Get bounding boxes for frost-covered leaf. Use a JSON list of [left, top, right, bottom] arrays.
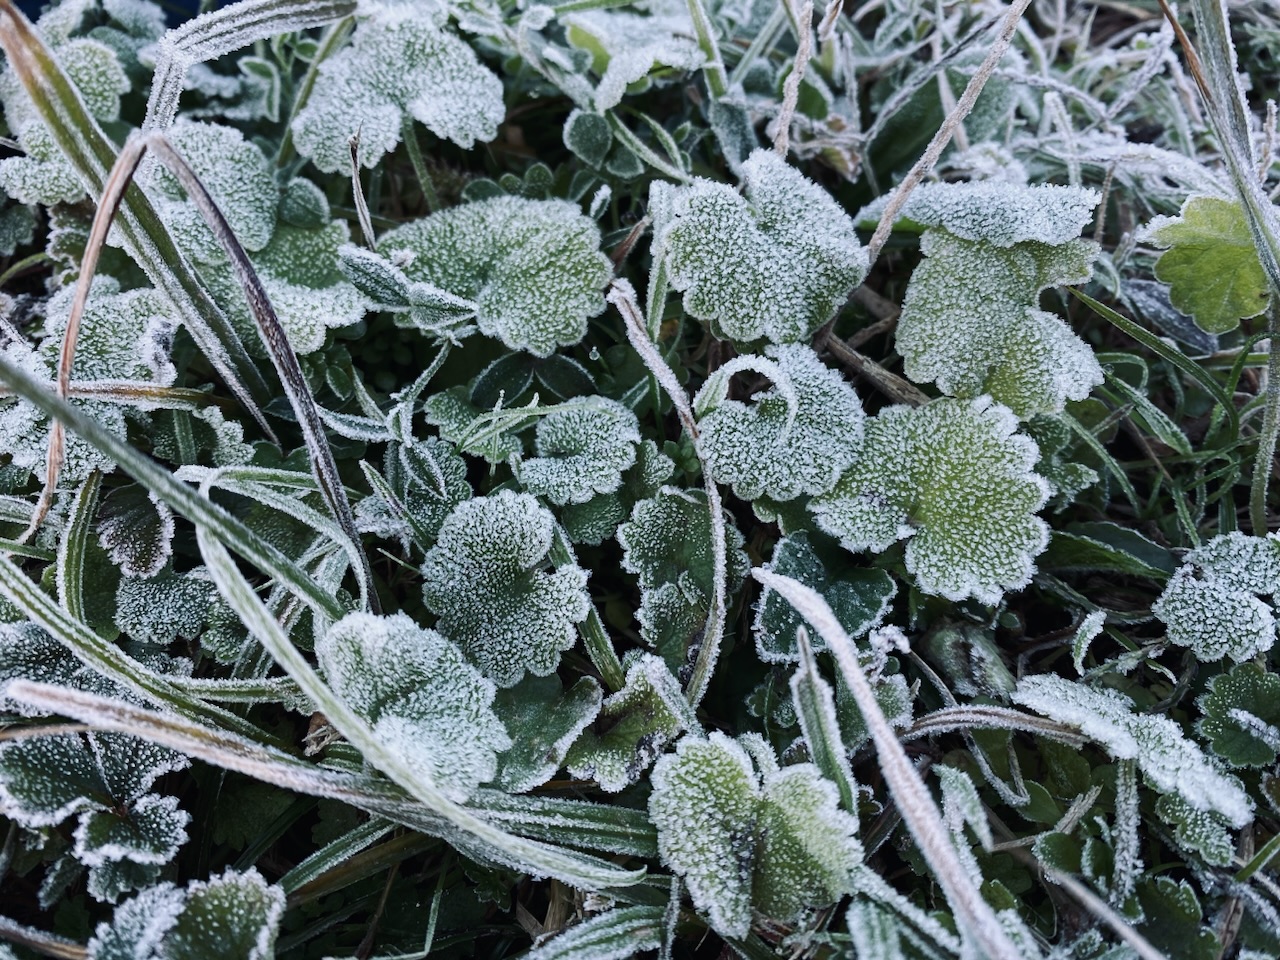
[[559, 439, 673, 545], [1197, 663, 1280, 768], [1155, 793, 1234, 866], [523, 905, 664, 960], [1134, 877, 1219, 960], [492, 674, 601, 793], [88, 868, 284, 960], [75, 793, 188, 868], [651, 149, 867, 345], [422, 385, 524, 464], [649, 732, 861, 937], [1153, 532, 1280, 663], [0, 622, 87, 717], [694, 344, 865, 501], [98, 484, 174, 580], [895, 209, 1102, 418], [754, 532, 896, 663], [1012, 675, 1253, 828], [810, 397, 1050, 605], [422, 491, 590, 686], [316, 611, 511, 802], [358, 436, 472, 548], [0, 192, 35, 256], [1145, 196, 1271, 333], [45, 277, 177, 384], [521, 398, 641, 505], [377, 196, 612, 357], [115, 567, 216, 646], [566, 653, 696, 792], [291, 7, 503, 173]]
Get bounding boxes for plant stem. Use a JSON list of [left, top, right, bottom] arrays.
[[1251, 305, 1280, 533]]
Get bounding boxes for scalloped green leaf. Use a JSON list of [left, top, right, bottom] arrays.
[[291, 7, 504, 173], [810, 397, 1050, 605], [492, 674, 602, 793], [563, 5, 704, 112], [521, 398, 641, 505], [559, 438, 673, 545], [1155, 793, 1234, 866], [422, 385, 524, 464], [1153, 532, 1280, 663], [377, 196, 612, 356], [316, 611, 511, 802], [754, 532, 896, 663], [114, 567, 216, 647], [651, 149, 867, 345], [694, 344, 865, 502], [1197, 663, 1280, 768], [649, 732, 861, 937], [1147, 196, 1271, 333], [98, 484, 175, 580], [422, 491, 590, 686]]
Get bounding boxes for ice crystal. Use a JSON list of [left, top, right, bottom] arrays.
[[651, 149, 867, 345], [1013, 675, 1253, 828], [316, 612, 511, 802], [291, 6, 503, 173], [693, 344, 865, 502], [520, 398, 641, 505], [810, 397, 1050, 605], [1153, 532, 1280, 663], [422, 491, 590, 686], [377, 196, 612, 356]]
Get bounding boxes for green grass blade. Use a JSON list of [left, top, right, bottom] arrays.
[[55, 471, 100, 622]]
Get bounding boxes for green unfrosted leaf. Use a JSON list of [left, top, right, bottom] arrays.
[[422, 491, 590, 686], [651, 149, 867, 345], [566, 653, 697, 792], [316, 611, 511, 803], [649, 732, 861, 937], [754, 532, 896, 663], [88, 868, 284, 960], [1013, 675, 1254, 828], [694, 344, 865, 502], [291, 6, 504, 173], [378, 196, 612, 356], [1197, 663, 1280, 768], [1153, 532, 1280, 663], [492, 674, 602, 793], [897, 231, 1101, 419], [811, 397, 1049, 605], [1146, 196, 1271, 333], [521, 397, 641, 505], [1134, 877, 1219, 960]]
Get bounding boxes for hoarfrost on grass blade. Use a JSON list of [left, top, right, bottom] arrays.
[[378, 196, 612, 356], [316, 611, 511, 802], [810, 397, 1050, 605], [1012, 675, 1253, 828], [1153, 531, 1280, 662], [693, 344, 865, 502], [651, 149, 867, 345], [291, 5, 504, 173], [422, 491, 590, 687]]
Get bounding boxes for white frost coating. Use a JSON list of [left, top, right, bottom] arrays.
[[694, 344, 865, 502], [859, 181, 1101, 247], [810, 397, 1050, 605], [422, 491, 590, 687], [292, 6, 504, 173], [1072, 609, 1107, 675], [896, 229, 1102, 419], [316, 612, 511, 802], [73, 793, 189, 867], [521, 398, 641, 505], [1153, 532, 1280, 662], [1012, 675, 1254, 828], [378, 197, 612, 357], [651, 149, 868, 344], [648, 732, 861, 937], [87, 882, 186, 960]]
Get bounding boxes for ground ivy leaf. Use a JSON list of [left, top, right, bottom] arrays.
[[565, 653, 697, 792], [1013, 675, 1254, 827], [1135, 877, 1220, 960], [559, 439, 673, 545], [422, 491, 591, 686], [1197, 663, 1280, 768], [0, 622, 88, 717], [651, 149, 867, 345], [316, 611, 511, 802], [378, 196, 612, 356], [1153, 532, 1280, 663], [521, 397, 641, 505], [115, 567, 216, 647], [649, 732, 860, 937], [74, 794, 188, 868], [1146, 196, 1271, 333], [810, 397, 1050, 605], [88, 868, 285, 960], [694, 344, 866, 502], [492, 675, 602, 793], [754, 532, 896, 663], [292, 7, 504, 173], [98, 484, 174, 580]]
